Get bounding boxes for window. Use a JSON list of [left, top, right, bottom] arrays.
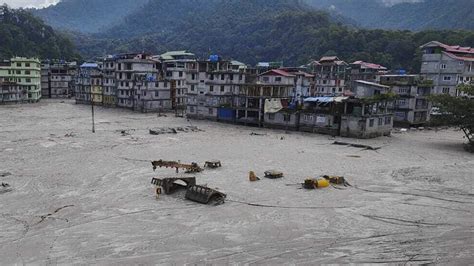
[[275, 77, 282, 82], [268, 113, 275, 120], [143, 91, 147, 96], [283, 114, 291, 122], [25, 63, 30, 67], [16, 62, 21, 67], [191, 74, 196, 80], [190, 106, 195, 113], [16, 70, 21, 75], [385, 116, 392, 125], [443, 76, 451, 81], [369, 119, 374, 127], [459, 61, 464, 65], [303, 114, 313, 121], [26, 78, 31, 83], [179, 71, 183, 77], [441, 64, 447, 69], [25, 70, 30, 75], [220, 86, 225, 92], [229, 74, 234, 81], [209, 108, 213, 115], [378, 118, 383, 126], [220, 74, 224, 80], [210, 74, 214, 80], [263, 77, 269, 82], [210, 86, 214, 92], [155, 91, 159, 97], [191, 85, 195, 91], [239, 74, 243, 80], [442, 87, 450, 94]]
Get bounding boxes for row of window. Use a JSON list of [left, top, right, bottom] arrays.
[[7, 70, 34, 75], [369, 117, 391, 127]]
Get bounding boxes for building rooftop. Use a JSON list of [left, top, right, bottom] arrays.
[[351, 61, 388, 70], [354, 80, 390, 89], [259, 69, 295, 77], [420, 41, 474, 55]]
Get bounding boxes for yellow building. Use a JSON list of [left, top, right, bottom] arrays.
[[91, 74, 103, 105]]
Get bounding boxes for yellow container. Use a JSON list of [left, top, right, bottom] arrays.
[[315, 178, 330, 188]]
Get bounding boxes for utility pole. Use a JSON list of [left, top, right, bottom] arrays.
[[91, 91, 95, 133]]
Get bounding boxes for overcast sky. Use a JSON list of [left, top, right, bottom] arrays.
[[1, 0, 59, 8]]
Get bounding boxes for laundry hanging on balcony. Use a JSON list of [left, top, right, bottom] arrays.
[[264, 99, 283, 114]]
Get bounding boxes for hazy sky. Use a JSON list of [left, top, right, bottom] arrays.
[[1, 0, 59, 8]]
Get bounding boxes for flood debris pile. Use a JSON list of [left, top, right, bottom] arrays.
[[333, 141, 381, 151], [149, 126, 202, 135], [152, 160, 203, 173], [0, 182, 12, 194], [264, 170, 284, 179], [150, 159, 226, 205], [204, 160, 222, 169], [303, 175, 351, 190]]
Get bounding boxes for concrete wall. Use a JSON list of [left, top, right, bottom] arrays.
[[340, 114, 393, 138]]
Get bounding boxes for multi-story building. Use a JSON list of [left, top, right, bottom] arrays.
[[102, 57, 117, 107], [114, 53, 168, 112], [0, 57, 41, 103], [279, 67, 315, 101], [41, 60, 77, 98], [75, 62, 99, 104], [309, 56, 348, 96], [348, 61, 388, 88], [158, 51, 197, 112], [420, 41, 474, 96], [186, 58, 248, 121], [379, 75, 433, 126]]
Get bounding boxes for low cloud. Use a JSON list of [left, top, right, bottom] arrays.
[[1, 0, 59, 8]]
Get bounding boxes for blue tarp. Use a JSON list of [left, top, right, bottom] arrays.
[[218, 108, 235, 120], [304, 97, 334, 103]]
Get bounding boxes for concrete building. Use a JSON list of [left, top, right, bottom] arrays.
[[279, 67, 315, 102], [41, 61, 77, 98], [75, 62, 99, 104], [114, 53, 168, 112], [0, 81, 26, 103], [309, 56, 348, 96], [420, 41, 474, 96], [102, 57, 117, 107], [349, 61, 388, 88], [379, 75, 433, 126], [158, 51, 197, 113], [186, 58, 248, 121], [0, 57, 41, 103]]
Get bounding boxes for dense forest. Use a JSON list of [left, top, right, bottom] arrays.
[[32, 0, 149, 33], [304, 0, 474, 31], [0, 5, 79, 60], [2, 0, 473, 73], [65, 0, 474, 72]]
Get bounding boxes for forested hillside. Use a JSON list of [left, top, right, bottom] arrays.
[[0, 5, 79, 60], [305, 0, 474, 31], [32, 0, 149, 33], [68, 0, 474, 72]]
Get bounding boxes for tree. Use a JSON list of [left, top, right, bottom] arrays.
[[429, 84, 474, 152]]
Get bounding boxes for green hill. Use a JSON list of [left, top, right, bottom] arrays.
[[0, 5, 79, 60]]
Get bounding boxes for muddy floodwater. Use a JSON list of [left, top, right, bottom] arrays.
[[1, 100, 473, 264]]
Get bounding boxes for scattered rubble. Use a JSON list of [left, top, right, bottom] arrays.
[[151, 160, 203, 173], [185, 185, 226, 205], [204, 160, 222, 169], [250, 132, 266, 136], [333, 141, 381, 151], [64, 132, 75, 138], [323, 175, 352, 187], [249, 171, 260, 181], [0, 171, 12, 177], [0, 182, 12, 194], [264, 170, 284, 179], [151, 177, 196, 195], [303, 178, 330, 189], [149, 126, 202, 135]]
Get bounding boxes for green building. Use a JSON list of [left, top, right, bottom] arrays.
[[0, 57, 42, 103]]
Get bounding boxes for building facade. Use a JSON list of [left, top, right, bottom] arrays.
[[420, 41, 474, 96], [0, 57, 41, 103], [379, 75, 433, 126], [41, 61, 77, 98], [309, 56, 348, 96]]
